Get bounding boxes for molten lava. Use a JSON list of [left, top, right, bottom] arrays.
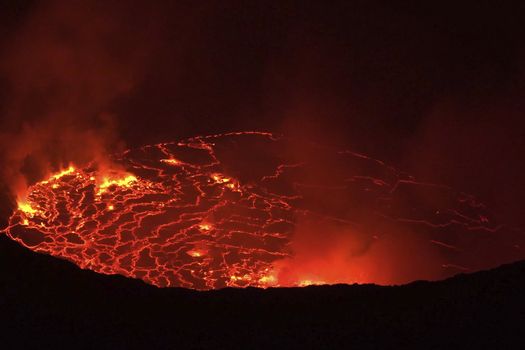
[[3, 132, 524, 289]]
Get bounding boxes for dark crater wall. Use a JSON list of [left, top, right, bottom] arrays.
[[1, 232, 524, 349]]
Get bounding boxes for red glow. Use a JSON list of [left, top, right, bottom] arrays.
[[3, 132, 524, 289]]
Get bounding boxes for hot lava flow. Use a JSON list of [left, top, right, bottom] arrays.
[[3, 132, 524, 289]]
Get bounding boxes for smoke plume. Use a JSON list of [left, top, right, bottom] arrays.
[[0, 0, 160, 200]]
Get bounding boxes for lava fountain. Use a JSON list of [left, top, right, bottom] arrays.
[[3, 132, 524, 289]]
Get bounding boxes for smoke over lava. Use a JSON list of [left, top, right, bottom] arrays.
[[0, 0, 161, 199], [0, 2, 524, 291], [4, 132, 523, 289]]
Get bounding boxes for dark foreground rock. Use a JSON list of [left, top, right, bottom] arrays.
[[1, 234, 524, 349]]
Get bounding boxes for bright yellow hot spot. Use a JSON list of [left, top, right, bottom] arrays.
[[51, 166, 75, 180], [298, 279, 325, 287], [40, 166, 76, 185], [198, 223, 212, 231], [108, 205, 114, 211], [187, 249, 205, 257], [97, 175, 137, 195], [211, 174, 231, 183], [230, 274, 252, 281], [160, 158, 180, 165], [18, 202, 37, 215], [258, 274, 277, 285]]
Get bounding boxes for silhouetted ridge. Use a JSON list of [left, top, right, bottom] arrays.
[[1, 234, 524, 349]]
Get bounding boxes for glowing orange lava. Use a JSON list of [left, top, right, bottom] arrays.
[[3, 132, 524, 289]]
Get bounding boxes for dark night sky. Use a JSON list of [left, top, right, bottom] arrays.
[[0, 0, 524, 227]]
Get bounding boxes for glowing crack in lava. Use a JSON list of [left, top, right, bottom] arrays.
[[4, 132, 525, 289]]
